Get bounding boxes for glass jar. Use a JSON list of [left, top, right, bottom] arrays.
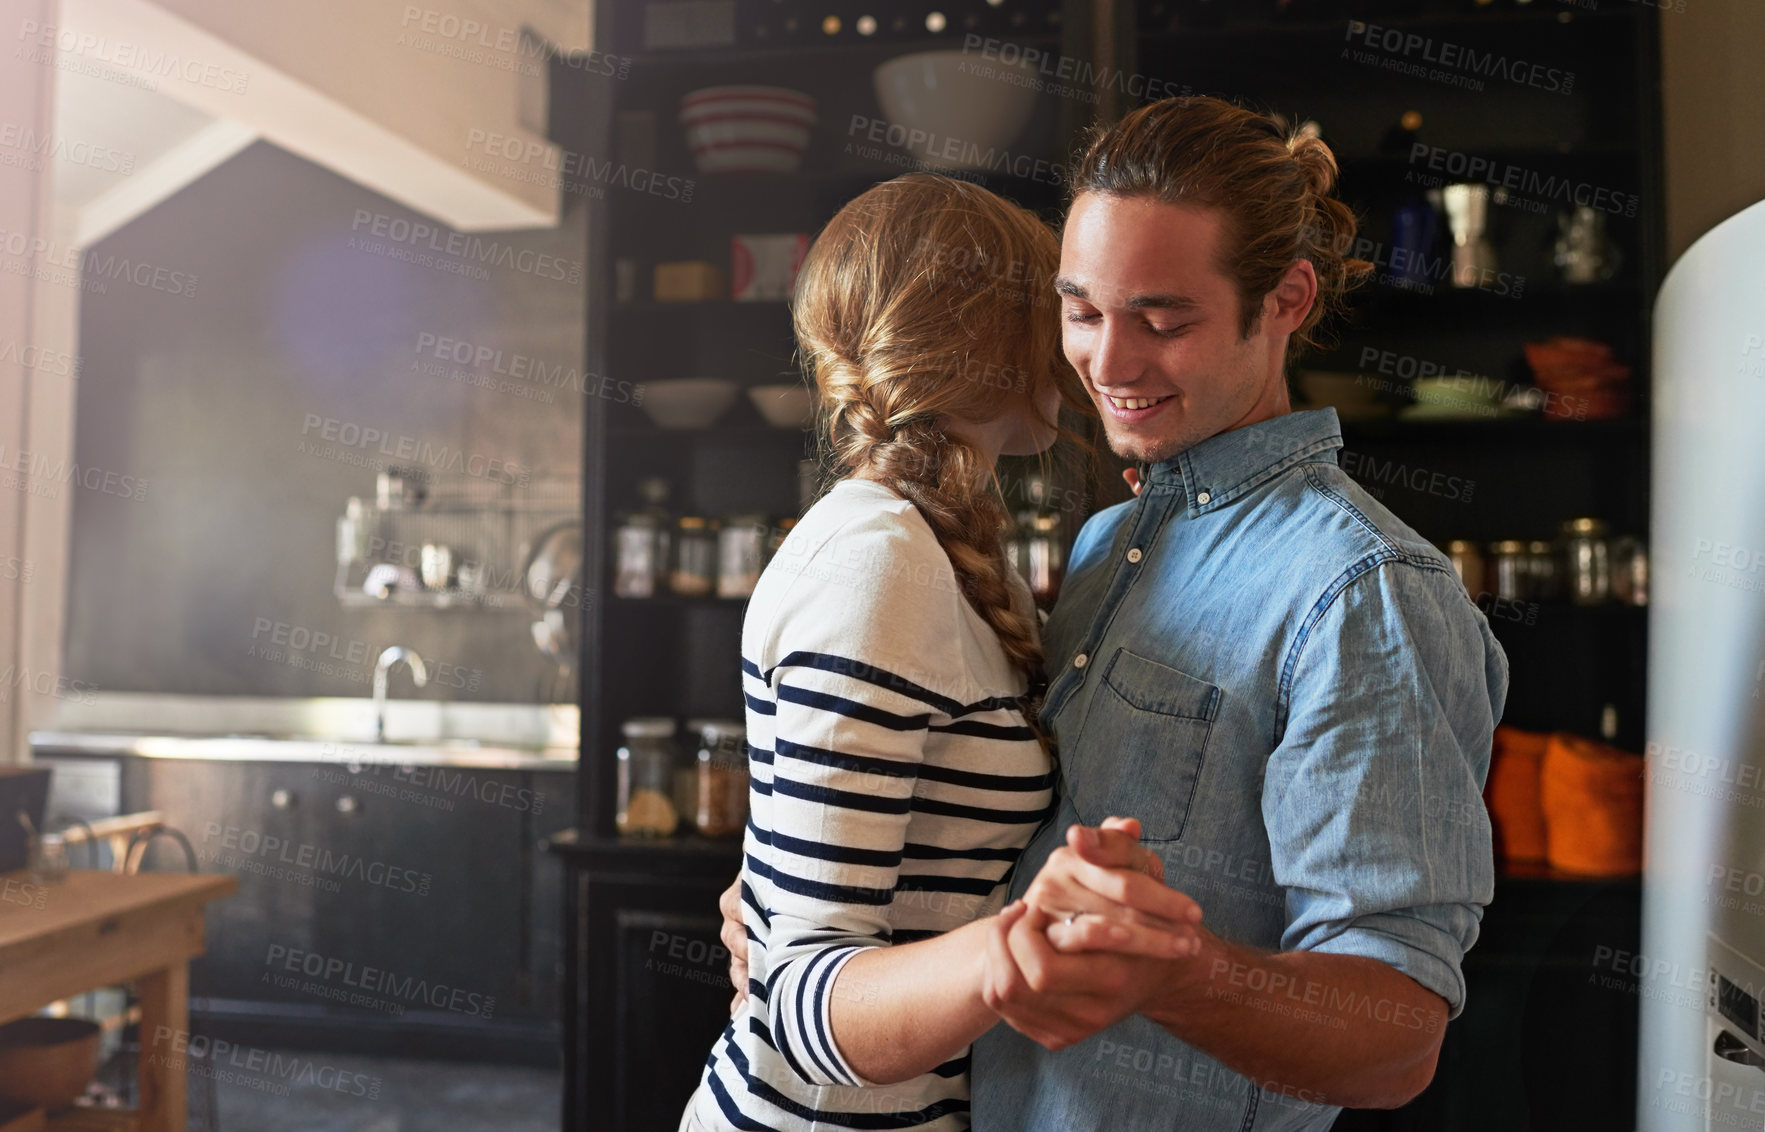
[[717, 515, 768, 599], [1025, 514, 1064, 602], [1444, 540, 1483, 596], [670, 517, 718, 596], [613, 514, 665, 597], [615, 717, 679, 836], [1524, 540, 1560, 601], [691, 719, 750, 838], [1610, 534, 1649, 606], [1487, 540, 1529, 601], [1561, 517, 1612, 605]]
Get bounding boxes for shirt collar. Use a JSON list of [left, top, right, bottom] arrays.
[[1141, 408, 1344, 516]]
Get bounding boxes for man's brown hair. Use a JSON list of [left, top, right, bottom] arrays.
[[1069, 97, 1374, 365]]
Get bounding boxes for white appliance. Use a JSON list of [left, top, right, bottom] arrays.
[[1639, 197, 1765, 1131]]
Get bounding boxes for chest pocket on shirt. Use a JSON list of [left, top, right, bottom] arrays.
[[1070, 648, 1222, 843]]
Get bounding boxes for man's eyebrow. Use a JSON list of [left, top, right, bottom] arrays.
[[1053, 276, 1202, 312]]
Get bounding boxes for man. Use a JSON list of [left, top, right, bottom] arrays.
[[725, 96, 1507, 1131]]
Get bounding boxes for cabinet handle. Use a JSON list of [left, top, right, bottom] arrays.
[[336, 795, 359, 815], [270, 789, 294, 810]]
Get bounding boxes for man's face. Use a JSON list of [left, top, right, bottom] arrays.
[[1057, 193, 1291, 465]]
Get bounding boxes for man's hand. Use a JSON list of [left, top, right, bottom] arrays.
[[981, 901, 1187, 1051], [1023, 817, 1204, 959], [719, 875, 749, 1015]]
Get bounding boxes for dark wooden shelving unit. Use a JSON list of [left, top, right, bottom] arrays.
[[547, 0, 1664, 1127]]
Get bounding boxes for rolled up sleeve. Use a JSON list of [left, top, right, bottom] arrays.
[[1264, 558, 1507, 1017]]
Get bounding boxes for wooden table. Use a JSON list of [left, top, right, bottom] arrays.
[[0, 870, 237, 1131]]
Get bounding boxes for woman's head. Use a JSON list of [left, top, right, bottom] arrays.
[[793, 173, 1083, 678]]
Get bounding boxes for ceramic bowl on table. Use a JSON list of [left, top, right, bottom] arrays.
[[679, 86, 817, 174], [639, 378, 740, 430], [872, 50, 1040, 170], [0, 1017, 101, 1111], [747, 384, 816, 430]]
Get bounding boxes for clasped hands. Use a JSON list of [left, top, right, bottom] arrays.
[[720, 815, 1207, 1052], [978, 815, 1206, 1051]]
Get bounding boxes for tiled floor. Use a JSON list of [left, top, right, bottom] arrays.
[[207, 1053, 561, 1132], [97, 1049, 560, 1132]]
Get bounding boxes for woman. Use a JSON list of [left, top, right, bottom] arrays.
[[679, 174, 1188, 1132]]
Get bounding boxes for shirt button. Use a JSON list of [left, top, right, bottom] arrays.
[[1196, 491, 1212, 505], [1127, 548, 1143, 564], [1073, 653, 1089, 669]]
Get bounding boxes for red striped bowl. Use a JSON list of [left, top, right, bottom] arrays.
[[680, 86, 817, 174]]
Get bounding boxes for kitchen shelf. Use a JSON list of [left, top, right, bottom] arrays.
[[1136, 4, 1629, 46], [625, 31, 1063, 68]]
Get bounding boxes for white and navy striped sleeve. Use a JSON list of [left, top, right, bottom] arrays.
[[748, 513, 973, 1090]]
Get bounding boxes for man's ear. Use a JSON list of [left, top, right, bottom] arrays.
[[1265, 258, 1319, 337]]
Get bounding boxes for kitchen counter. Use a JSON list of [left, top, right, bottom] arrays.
[[29, 693, 578, 769]]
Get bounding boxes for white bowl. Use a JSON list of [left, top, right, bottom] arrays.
[[747, 384, 816, 430], [680, 86, 817, 174], [872, 50, 1040, 170], [639, 378, 740, 429]]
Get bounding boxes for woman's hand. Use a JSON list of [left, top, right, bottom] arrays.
[[1021, 816, 1204, 959], [719, 876, 749, 1015]]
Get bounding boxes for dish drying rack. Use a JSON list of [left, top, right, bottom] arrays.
[[333, 470, 579, 611]]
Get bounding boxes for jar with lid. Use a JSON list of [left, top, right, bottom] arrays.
[[691, 719, 750, 838], [1487, 540, 1529, 601], [717, 515, 769, 599], [616, 717, 680, 836], [671, 517, 718, 596], [1561, 517, 1611, 605]]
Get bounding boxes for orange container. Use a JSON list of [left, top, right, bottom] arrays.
[[1540, 732, 1645, 877], [1485, 726, 1549, 864]]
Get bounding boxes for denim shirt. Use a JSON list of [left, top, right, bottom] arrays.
[[972, 409, 1508, 1132]]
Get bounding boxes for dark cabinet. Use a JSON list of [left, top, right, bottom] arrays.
[[550, 833, 741, 1132], [35, 748, 574, 1061]]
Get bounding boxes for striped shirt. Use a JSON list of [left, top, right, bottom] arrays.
[[683, 477, 1056, 1132]]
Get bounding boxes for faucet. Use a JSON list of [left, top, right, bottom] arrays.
[[372, 646, 428, 743]]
